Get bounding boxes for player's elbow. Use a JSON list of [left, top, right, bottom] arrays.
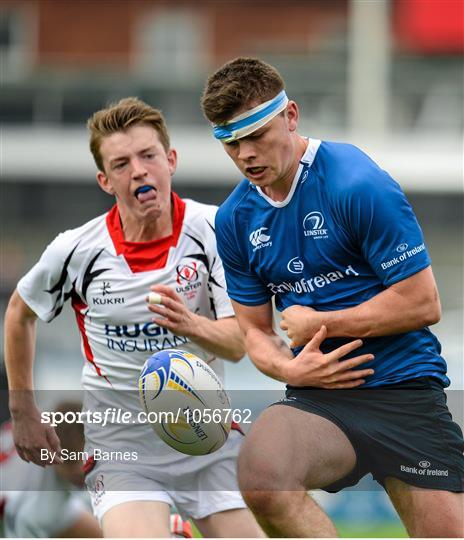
[[421, 294, 442, 327], [424, 303, 441, 326], [227, 344, 246, 362]]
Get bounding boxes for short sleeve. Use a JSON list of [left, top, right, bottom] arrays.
[[339, 161, 431, 286], [17, 233, 77, 322], [215, 207, 271, 306], [207, 253, 235, 319]]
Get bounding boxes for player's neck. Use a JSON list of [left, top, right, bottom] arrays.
[[261, 135, 308, 201], [118, 206, 173, 242]]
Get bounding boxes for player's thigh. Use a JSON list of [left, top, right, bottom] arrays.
[[194, 508, 265, 538], [238, 403, 357, 491], [385, 477, 464, 537], [102, 500, 171, 538]]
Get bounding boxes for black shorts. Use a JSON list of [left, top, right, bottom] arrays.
[[277, 377, 464, 492]]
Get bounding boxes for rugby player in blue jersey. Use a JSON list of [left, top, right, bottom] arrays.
[[201, 57, 463, 537]]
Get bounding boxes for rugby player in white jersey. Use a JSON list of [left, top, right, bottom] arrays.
[[4, 98, 263, 538]]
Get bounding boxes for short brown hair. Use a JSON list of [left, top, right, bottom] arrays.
[[87, 97, 170, 172], [201, 57, 285, 125]]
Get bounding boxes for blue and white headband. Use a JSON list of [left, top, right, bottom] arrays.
[[213, 90, 289, 143]]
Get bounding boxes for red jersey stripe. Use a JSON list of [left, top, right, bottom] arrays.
[[231, 421, 245, 436], [71, 295, 108, 383], [106, 192, 186, 273]]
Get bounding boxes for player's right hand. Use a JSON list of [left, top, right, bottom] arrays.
[[11, 405, 62, 466], [284, 325, 375, 388]]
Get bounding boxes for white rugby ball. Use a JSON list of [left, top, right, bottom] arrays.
[[139, 349, 231, 455]]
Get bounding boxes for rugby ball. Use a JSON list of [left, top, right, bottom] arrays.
[[139, 349, 231, 455]]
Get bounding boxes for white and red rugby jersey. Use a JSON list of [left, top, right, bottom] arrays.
[[18, 194, 234, 391]]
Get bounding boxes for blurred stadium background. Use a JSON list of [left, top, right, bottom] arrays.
[[1, 0, 462, 537]]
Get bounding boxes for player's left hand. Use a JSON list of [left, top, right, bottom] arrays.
[[146, 284, 199, 338], [280, 305, 323, 347]]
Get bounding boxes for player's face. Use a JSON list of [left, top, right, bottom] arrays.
[[221, 101, 301, 198], [96, 124, 176, 225]]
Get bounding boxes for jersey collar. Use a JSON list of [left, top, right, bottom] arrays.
[[106, 192, 186, 273], [256, 138, 321, 208]]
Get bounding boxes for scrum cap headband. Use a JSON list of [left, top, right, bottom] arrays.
[[213, 90, 289, 143]]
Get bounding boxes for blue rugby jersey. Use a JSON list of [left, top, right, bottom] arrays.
[[215, 138, 448, 387]]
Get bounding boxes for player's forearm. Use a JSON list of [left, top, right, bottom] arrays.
[[322, 284, 441, 338], [188, 316, 245, 361], [283, 268, 442, 345], [244, 328, 293, 382], [4, 291, 38, 414]]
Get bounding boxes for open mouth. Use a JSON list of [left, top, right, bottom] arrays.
[[134, 185, 156, 202], [246, 166, 266, 176]]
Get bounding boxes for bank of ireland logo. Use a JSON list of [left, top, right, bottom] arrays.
[[249, 227, 272, 251], [287, 257, 304, 274], [303, 211, 328, 239], [397, 243, 408, 253], [400, 459, 448, 477]]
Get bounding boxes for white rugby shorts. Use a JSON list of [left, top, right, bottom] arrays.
[[85, 429, 246, 522]]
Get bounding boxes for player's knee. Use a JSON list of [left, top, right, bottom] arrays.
[[238, 439, 291, 493], [238, 453, 283, 493], [241, 489, 291, 521]]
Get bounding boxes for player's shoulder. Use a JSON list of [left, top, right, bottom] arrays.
[[216, 179, 254, 227], [183, 198, 219, 234], [45, 213, 109, 256], [316, 140, 380, 176], [315, 140, 392, 194]]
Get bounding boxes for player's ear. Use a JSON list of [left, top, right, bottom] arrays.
[[96, 171, 115, 195], [286, 101, 299, 133], [167, 148, 177, 176]]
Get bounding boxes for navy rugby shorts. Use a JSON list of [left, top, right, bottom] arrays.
[[277, 377, 464, 492]]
